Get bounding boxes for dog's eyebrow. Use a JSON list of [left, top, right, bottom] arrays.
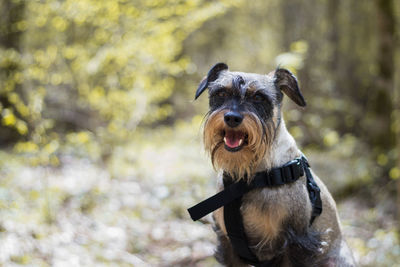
[[245, 88, 264, 95], [209, 84, 231, 94], [243, 81, 267, 97], [244, 82, 259, 92], [214, 85, 229, 91]]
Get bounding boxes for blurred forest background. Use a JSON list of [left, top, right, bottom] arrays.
[[1, 0, 400, 266]]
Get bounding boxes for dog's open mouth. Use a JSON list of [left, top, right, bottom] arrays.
[[223, 130, 247, 152]]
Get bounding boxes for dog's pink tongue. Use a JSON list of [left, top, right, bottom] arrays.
[[224, 131, 244, 148]]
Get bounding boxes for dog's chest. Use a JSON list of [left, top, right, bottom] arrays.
[[240, 190, 289, 249], [214, 184, 311, 258]]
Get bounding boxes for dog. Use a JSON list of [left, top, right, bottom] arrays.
[[189, 63, 356, 266]]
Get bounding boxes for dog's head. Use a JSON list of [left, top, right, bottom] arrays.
[[195, 63, 306, 179]]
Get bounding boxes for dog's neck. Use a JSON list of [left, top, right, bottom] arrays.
[[255, 118, 301, 173]]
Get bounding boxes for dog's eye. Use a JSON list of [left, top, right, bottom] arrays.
[[217, 91, 228, 98], [253, 93, 265, 102]]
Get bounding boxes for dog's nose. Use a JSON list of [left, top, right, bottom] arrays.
[[224, 111, 243, 128]]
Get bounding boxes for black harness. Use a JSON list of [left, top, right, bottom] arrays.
[[188, 156, 322, 266]]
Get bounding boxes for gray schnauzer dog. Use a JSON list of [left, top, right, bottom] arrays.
[[189, 63, 355, 267]]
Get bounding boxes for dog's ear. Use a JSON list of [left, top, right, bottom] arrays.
[[274, 68, 306, 107], [195, 62, 228, 100]]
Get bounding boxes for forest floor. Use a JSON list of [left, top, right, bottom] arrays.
[[0, 121, 399, 267]]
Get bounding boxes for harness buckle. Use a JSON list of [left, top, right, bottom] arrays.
[[282, 158, 302, 183], [283, 157, 301, 167]]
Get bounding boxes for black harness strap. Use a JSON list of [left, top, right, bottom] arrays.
[[302, 157, 322, 225], [223, 177, 277, 267], [188, 179, 249, 221], [187, 156, 322, 266], [188, 158, 304, 221], [223, 191, 260, 264]]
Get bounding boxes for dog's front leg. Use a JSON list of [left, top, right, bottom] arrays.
[[214, 228, 249, 267], [213, 211, 248, 267]]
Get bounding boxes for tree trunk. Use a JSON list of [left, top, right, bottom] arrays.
[[396, 56, 400, 233], [393, 0, 400, 235], [373, 0, 395, 152]]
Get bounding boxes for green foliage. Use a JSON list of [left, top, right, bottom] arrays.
[[0, 0, 240, 163]]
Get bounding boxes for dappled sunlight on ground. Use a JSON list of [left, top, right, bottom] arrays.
[[0, 121, 398, 266]]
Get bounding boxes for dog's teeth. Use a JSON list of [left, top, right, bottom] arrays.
[[239, 139, 243, 146], [223, 137, 227, 144]]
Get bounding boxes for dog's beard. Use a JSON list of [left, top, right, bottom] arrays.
[[203, 110, 274, 181]]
